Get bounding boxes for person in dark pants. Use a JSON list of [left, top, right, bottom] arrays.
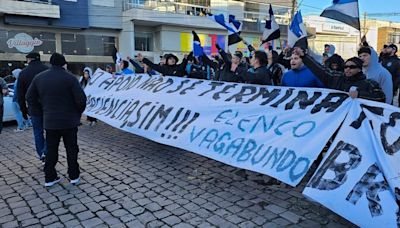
[[79, 67, 97, 126], [17, 52, 49, 163], [26, 53, 86, 187]]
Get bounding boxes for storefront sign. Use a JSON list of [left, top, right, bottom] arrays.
[[322, 24, 349, 33], [7, 33, 43, 53]]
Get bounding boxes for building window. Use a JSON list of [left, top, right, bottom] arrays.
[[92, 0, 114, 7], [61, 34, 116, 56], [135, 32, 153, 51], [389, 33, 400, 44]]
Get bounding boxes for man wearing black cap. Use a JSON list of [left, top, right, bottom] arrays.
[[296, 47, 385, 102], [381, 44, 400, 105], [26, 53, 86, 187], [214, 44, 247, 82], [138, 52, 190, 77], [17, 52, 49, 163]]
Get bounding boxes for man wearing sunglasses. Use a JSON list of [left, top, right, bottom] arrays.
[[293, 47, 385, 102]]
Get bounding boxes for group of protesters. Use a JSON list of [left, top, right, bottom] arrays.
[[113, 40, 399, 106], [0, 38, 399, 188]]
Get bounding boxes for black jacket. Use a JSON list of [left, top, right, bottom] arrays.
[[200, 55, 222, 81], [26, 66, 87, 130], [217, 49, 247, 83], [268, 63, 285, 86], [241, 66, 272, 85], [303, 55, 386, 102], [17, 60, 49, 116], [381, 55, 400, 90], [142, 58, 188, 77]]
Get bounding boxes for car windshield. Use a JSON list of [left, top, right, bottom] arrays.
[[3, 75, 16, 84]]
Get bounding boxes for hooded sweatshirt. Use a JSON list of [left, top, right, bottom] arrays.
[[326, 44, 336, 57], [362, 47, 393, 104], [79, 67, 93, 89], [12, 68, 22, 102]]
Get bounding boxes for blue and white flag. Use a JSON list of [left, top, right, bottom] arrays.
[[228, 15, 242, 45], [321, 0, 360, 30], [262, 4, 281, 44], [288, 11, 308, 48], [207, 13, 236, 33], [192, 31, 204, 57], [208, 13, 242, 46]]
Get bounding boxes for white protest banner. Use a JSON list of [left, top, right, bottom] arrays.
[[303, 100, 400, 228], [83, 69, 351, 186], [360, 99, 400, 196]]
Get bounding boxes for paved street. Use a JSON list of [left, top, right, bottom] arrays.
[[0, 120, 354, 228]]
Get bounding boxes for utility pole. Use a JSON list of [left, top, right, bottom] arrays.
[[363, 12, 367, 36], [291, 0, 297, 21]]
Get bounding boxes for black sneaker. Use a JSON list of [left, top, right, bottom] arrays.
[[44, 177, 61, 187]]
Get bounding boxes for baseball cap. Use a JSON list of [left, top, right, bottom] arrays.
[[389, 44, 398, 53], [25, 52, 40, 60]]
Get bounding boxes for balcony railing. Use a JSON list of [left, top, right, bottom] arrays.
[[243, 11, 290, 25], [2, 0, 60, 18], [15, 0, 52, 4], [122, 0, 291, 32], [123, 0, 211, 16]]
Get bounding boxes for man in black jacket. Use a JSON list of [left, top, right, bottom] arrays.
[[214, 44, 247, 83], [139, 53, 190, 77], [26, 53, 87, 187], [237, 51, 272, 85], [17, 52, 49, 163], [381, 44, 400, 105], [296, 48, 385, 102]]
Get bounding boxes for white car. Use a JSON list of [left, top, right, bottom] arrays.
[[3, 75, 16, 122]]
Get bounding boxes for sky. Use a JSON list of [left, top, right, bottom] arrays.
[[298, 0, 400, 22]]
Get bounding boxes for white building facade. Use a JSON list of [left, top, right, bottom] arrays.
[[119, 0, 292, 62]]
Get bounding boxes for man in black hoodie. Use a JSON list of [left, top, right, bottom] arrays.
[[17, 52, 49, 163], [26, 53, 87, 187], [381, 44, 400, 105]]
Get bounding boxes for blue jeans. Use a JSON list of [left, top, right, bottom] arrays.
[[31, 115, 47, 159], [12, 102, 25, 129]]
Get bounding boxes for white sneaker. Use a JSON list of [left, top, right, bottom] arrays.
[[70, 177, 80, 185], [44, 177, 61, 187], [14, 128, 24, 132]]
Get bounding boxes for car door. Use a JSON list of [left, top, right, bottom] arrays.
[[3, 83, 15, 122]]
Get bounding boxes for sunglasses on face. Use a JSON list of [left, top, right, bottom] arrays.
[[344, 65, 358, 69]]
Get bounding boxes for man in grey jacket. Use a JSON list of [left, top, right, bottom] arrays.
[[358, 46, 393, 104]]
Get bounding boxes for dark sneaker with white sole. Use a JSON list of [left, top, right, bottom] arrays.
[[44, 177, 61, 187], [70, 177, 80, 185]]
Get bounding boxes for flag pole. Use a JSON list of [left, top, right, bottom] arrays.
[[358, 1, 363, 45]]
